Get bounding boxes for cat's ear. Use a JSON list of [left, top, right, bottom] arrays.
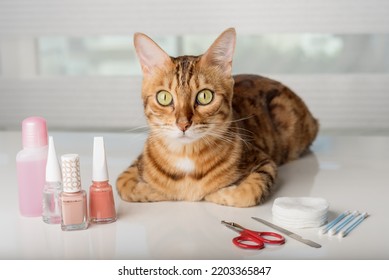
[[134, 33, 172, 76], [200, 28, 236, 76]]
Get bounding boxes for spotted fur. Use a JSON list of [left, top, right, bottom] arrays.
[[116, 28, 318, 207]]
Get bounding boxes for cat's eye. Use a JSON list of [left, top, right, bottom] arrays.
[[156, 90, 173, 106], [196, 89, 214, 105]]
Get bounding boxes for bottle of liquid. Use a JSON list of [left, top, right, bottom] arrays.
[[89, 137, 117, 223], [60, 154, 88, 231], [42, 136, 62, 224], [16, 116, 48, 217]]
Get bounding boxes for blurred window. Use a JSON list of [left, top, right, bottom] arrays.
[[37, 34, 389, 76]]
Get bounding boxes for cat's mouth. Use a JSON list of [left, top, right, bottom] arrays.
[[174, 128, 208, 145], [176, 133, 196, 143], [160, 124, 209, 145]]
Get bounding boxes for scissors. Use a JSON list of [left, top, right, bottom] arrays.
[[221, 221, 285, 250]]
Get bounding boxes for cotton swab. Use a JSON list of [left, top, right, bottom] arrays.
[[319, 210, 350, 234], [328, 211, 359, 236], [338, 212, 368, 238]]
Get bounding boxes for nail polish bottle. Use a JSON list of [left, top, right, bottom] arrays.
[[89, 137, 117, 224], [42, 136, 62, 224], [60, 154, 88, 231], [16, 116, 48, 217]]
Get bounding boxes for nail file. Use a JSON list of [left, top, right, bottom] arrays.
[[251, 217, 321, 248]]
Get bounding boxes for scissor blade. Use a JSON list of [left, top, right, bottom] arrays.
[[251, 217, 321, 248], [221, 221, 242, 234]]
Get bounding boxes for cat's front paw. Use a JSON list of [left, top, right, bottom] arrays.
[[204, 185, 261, 207], [204, 171, 272, 207], [116, 164, 167, 202]]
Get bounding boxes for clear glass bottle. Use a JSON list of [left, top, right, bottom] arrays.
[[16, 116, 48, 217], [89, 137, 117, 223], [60, 154, 88, 231], [42, 136, 62, 224]]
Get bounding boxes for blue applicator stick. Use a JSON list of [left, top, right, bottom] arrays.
[[338, 212, 368, 238], [328, 211, 359, 236], [319, 210, 350, 234]]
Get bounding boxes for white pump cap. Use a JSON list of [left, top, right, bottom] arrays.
[[45, 136, 62, 182], [92, 137, 109, 181]]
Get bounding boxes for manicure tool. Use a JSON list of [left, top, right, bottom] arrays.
[[328, 211, 358, 236], [338, 212, 368, 238], [251, 217, 321, 248], [319, 210, 350, 234], [221, 221, 285, 250]]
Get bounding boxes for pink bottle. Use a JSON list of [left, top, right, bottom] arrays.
[[16, 117, 48, 217], [89, 137, 117, 223]]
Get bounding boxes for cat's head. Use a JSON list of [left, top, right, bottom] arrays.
[[134, 28, 236, 146]]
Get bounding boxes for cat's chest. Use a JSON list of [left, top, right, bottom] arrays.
[[174, 157, 196, 173]]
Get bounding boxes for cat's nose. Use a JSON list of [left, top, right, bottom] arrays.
[[177, 119, 192, 132]]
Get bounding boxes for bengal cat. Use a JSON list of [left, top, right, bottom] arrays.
[[116, 28, 318, 207]]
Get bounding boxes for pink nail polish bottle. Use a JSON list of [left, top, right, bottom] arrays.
[[60, 154, 88, 231], [16, 117, 48, 217], [89, 137, 117, 223]]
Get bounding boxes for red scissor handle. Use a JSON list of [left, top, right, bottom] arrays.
[[257, 231, 285, 244], [232, 229, 285, 249], [232, 235, 265, 250]]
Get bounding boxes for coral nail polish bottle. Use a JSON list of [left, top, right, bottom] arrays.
[[42, 136, 62, 224], [60, 154, 88, 231], [89, 137, 117, 224], [16, 116, 48, 217]]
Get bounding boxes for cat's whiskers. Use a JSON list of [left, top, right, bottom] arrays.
[[146, 120, 253, 151], [206, 119, 256, 138], [207, 133, 239, 147], [120, 125, 151, 143], [223, 115, 255, 124], [124, 125, 150, 133], [148, 129, 169, 142], [208, 126, 251, 148], [203, 129, 238, 146], [231, 128, 255, 142]]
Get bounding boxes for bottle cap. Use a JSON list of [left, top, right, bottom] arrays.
[[22, 116, 48, 148], [61, 154, 82, 193], [46, 136, 62, 182], [92, 137, 109, 181]]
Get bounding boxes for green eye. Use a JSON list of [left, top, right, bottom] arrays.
[[156, 90, 173, 106], [196, 89, 214, 105]]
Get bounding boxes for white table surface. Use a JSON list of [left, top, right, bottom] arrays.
[[0, 130, 388, 260]]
